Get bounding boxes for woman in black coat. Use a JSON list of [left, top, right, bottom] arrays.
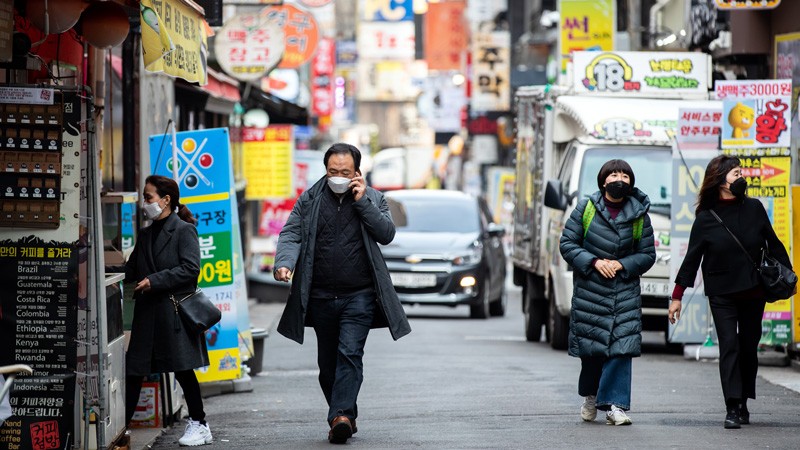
[[560, 159, 656, 426], [670, 155, 791, 430], [124, 175, 213, 446]]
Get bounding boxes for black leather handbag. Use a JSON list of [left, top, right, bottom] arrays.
[[710, 210, 797, 302], [757, 242, 798, 302], [170, 289, 222, 334]]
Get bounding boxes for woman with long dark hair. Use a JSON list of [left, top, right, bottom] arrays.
[[670, 155, 791, 429], [124, 175, 213, 446]]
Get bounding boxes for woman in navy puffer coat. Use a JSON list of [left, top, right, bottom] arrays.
[[559, 159, 656, 426]]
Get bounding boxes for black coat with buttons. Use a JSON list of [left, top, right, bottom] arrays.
[[675, 197, 791, 297]]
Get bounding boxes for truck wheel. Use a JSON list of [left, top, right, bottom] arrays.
[[524, 284, 546, 342], [470, 279, 490, 319], [548, 286, 569, 350]]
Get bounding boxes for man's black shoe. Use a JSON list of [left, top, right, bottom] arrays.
[[328, 416, 353, 444], [724, 410, 741, 429]]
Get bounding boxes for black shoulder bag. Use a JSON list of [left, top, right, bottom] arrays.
[[170, 289, 222, 334], [709, 210, 797, 302]]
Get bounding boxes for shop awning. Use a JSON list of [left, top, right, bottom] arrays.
[[241, 83, 309, 125], [203, 68, 241, 114]]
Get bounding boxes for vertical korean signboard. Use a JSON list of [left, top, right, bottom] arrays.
[[470, 31, 510, 112], [149, 128, 248, 382], [775, 33, 800, 350], [716, 80, 793, 346], [558, 0, 615, 76], [0, 89, 82, 450], [311, 38, 335, 130]]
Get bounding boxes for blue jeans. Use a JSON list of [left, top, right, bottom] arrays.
[[306, 292, 376, 424], [579, 356, 632, 411]]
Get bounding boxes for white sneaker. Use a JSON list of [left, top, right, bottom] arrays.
[[178, 419, 213, 446], [606, 405, 632, 426], [581, 395, 597, 421]]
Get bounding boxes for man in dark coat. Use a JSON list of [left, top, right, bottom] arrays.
[[274, 143, 410, 444]]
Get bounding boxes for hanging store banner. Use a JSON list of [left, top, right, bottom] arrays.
[[425, 0, 467, 71], [418, 74, 467, 133], [242, 126, 294, 200], [715, 79, 792, 149], [774, 34, 800, 156], [471, 31, 511, 112], [714, 0, 780, 9], [140, 0, 208, 85], [357, 22, 415, 61], [677, 107, 723, 146], [214, 10, 285, 82], [572, 51, 711, 98], [266, 4, 320, 69], [311, 38, 335, 125], [149, 128, 248, 383], [359, 0, 413, 21], [558, 0, 614, 75]]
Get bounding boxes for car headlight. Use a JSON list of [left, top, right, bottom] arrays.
[[452, 242, 483, 266]]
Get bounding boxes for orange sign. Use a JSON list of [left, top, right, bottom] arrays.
[[266, 4, 319, 69], [425, 0, 467, 71]]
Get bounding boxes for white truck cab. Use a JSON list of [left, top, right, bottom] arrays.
[[512, 51, 719, 349]]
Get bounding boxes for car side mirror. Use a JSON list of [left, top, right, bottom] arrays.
[[486, 222, 505, 237], [544, 180, 568, 211]]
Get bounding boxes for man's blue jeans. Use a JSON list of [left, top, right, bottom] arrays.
[[307, 292, 376, 424], [579, 356, 632, 411]]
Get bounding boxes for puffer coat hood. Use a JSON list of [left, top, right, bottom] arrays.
[[559, 188, 656, 358]]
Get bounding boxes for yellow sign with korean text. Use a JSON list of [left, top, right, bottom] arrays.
[[559, 0, 614, 74], [242, 126, 294, 200], [715, 0, 780, 9], [140, 0, 208, 85]]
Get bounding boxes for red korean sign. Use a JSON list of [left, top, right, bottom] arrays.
[[311, 38, 335, 123], [425, 0, 467, 71], [266, 4, 320, 69], [214, 11, 285, 81], [715, 79, 792, 149]]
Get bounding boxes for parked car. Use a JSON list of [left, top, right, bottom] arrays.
[[381, 190, 507, 318]]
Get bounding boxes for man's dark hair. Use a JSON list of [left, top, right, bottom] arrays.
[[597, 159, 635, 192], [323, 143, 361, 172]]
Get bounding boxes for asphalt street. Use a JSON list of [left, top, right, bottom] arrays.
[[149, 285, 800, 449]]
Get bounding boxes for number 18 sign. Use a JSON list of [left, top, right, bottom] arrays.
[[572, 51, 711, 99]]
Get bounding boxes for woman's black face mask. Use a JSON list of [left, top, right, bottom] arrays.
[[729, 177, 747, 198], [605, 181, 632, 199]]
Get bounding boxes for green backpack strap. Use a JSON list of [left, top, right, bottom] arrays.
[[632, 216, 644, 244], [582, 201, 596, 239], [583, 199, 645, 244]]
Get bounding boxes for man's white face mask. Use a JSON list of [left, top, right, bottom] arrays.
[[327, 176, 351, 194]]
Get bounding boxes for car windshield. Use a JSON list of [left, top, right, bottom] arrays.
[[578, 147, 672, 206], [387, 197, 480, 233]]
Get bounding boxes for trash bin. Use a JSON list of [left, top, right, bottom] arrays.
[[246, 328, 269, 376]]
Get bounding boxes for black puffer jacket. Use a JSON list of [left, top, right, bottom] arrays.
[[559, 189, 656, 358]]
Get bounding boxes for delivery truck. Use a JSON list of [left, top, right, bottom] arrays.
[[511, 51, 719, 349]]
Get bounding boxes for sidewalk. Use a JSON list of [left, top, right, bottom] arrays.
[[129, 298, 800, 449], [128, 299, 286, 450]]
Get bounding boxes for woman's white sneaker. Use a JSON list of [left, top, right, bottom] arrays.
[[581, 395, 597, 421], [606, 405, 632, 426], [178, 419, 213, 446]]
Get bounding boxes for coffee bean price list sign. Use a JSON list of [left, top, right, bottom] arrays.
[[0, 236, 78, 450]]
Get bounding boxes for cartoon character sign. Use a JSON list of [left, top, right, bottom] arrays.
[[727, 101, 754, 139]]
